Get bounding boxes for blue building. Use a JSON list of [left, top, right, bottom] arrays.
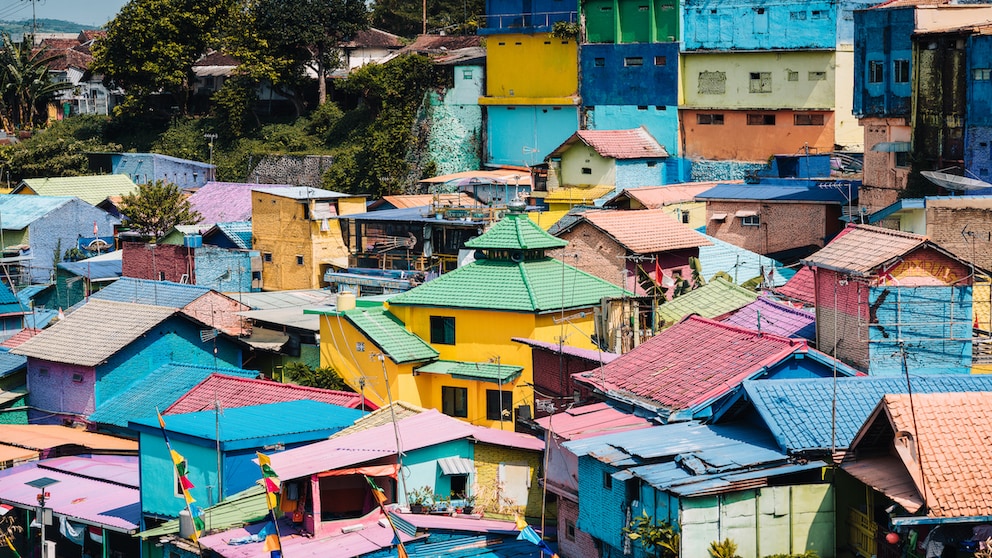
[[966, 33, 992, 181], [93, 152, 215, 189], [852, 6, 915, 119], [683, 0, 842, 51], [485, 105, 579, 167], [477, 0, 576, 34]]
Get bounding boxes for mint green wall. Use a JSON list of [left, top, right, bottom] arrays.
[[400, 439, 473, 505]]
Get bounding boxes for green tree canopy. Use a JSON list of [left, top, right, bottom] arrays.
[[119, 180, 202, 240], [0, 33, 72, 130], [371, 0, 483, 38], [0, 115, 122, 180]]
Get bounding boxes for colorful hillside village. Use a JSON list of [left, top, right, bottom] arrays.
[[4, 2, 992, 558]]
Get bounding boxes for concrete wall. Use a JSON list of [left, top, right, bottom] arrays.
[[559, 144, 616, 187], [474, 443, 544, 517], [684, 0, 837, 51], [26, 199, 121, 284], [193, 246, 260, 292], [485, 34, 578, 99], [584, 105, 680, 159], [26, 359, 95, 418], [689, 160, 767, 182], [250, 155, 334, 187], [579, 43, 679, 106], [576, 457, 629, 551], [680, 109, 834, 161], [122, 242, 195, 283], [426, 66, 484, 175], [704, 201, 840, 256], [861, 117, 911, 199], [112, 154, 211, 190], [485, 105, 579, 166], [853, 7, 914, 118], [584, 0, 678, 44], [833, 48, 862, 150], [616, 160, 667, 189]]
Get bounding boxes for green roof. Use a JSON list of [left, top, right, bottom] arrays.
[[17, 174, 138, 205], [388, 258, 629, 313], [415, 360, 523, 384], [465, 211, 567, 251], [137, 485, 268, 539], [656, 277, 759, 327], [344, 307, 439, 364]]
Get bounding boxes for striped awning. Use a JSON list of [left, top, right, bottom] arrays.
[[437, 457, 475, 476]]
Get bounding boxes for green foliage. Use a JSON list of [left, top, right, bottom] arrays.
[[406, 486, 434, 506], [709, 539, 741, 558], [624, 511, 680, 558], [550, 21, 581, 41], [306, 101, 345, 144], [211, 74, 261, 139], [689, 257, 705, 287], [258, 121, 321, 153], [152, 117, 213, 161], [0, 32, 72, 130], [282, 362, 352, 391], [763, 552, 819, 558], [0, 115, 122, 180], [119, 180, 202, 240], [371, 0, 483, 37]]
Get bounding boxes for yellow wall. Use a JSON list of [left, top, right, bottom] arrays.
[[558, 145, 616, 187], [661, 201, 707, 231], [681, 51, 836, 110], [486, 34, 578, 100], [832, 48, 861, 150], [337, 196, 367, 216], [316, 312, 410, 408], [474, 444, 545, 518]]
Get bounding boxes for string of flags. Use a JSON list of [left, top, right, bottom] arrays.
[[256, 452, 283, 558], [365, 476, 408, 558], [156, 411, 203, 543], [515, 516, 559, 558]]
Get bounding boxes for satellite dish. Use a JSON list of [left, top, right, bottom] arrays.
[[87, 238, 110, 251], [921, 171, 992, 192]]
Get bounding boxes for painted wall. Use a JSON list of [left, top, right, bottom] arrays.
[[139, 430, 221, 517], [182, 291, 250, 337], [427, 65, 484, 175], [485, 105, 579, 166], [833, 48, 861, 150], [112, 154, 212, 190], [478, 0, 577, 33], [24, 199, 121, 284], [689, 160, 767, 182], [683, 0, 837, 51], [580, 44, 679, 107], [704, 201, 841, 256], [193, 246, 260, 293], [681, 109, 835, 161], [585, 0, 678, 43], [966, 35, 992, 180], [484, 34, 578, 99], [399, 439, 473, 504], [26, 359, 95, 419], [123, 242, 195, 283], [575, 456, 629, 551], [853, 7, 914, 118], [925, 198, 992, 272], [616, 160, 667, 189], [861, 118, 911, 198], [584, 105, 680, 158], [475, 443, 544, 517], [682, 51, 837, 110], [913, 33, 967, 170], [558, 143, 616, 187]]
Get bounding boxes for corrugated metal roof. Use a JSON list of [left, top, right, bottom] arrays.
[[209, 221, 253, 250], [189, 182, 273, 225], [138, 485, 268, 539], [656, 277, 758, 326], [801, 224, 928, 276], [698, 235, 792, 287], [0, 425, 137, 453], [167, 373, 372, 414], [465, 211, 567, 251], [744, 375, 992, 453], [10, 300, 177, 366], [696, 182, 853, 203], [342, 307, 439, 364], [438, 456, 475, 475], [415, 360, 522, 383], [370, 193, 478, 210], [15, 175, 138, 205], [533, 402, 653, 440], [773, 265, 815, 304], [603, 183, 731, 209], [238, 307, 319, 330], [720, 297, 815, 339], [90, 277, 210, 308], [548, 128, 669, 160], [0, 455, 139, 532], [57, 250, 122, 280], [131, 400, 365, 450], [0, 351, 26, 377], [0, 328, 40, 350], [558, 209, 711, 254], [88, 363, 257, 428], [234, 289, 335, 310], [512, 337, 620, 364], [252, 186, 352, 200], [0, 444, 36, 463], [0, 194, 73, 229]]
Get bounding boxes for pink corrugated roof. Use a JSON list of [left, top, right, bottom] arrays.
[[533, 402, 653, 440], [396, 512, 519, 533], [774, 266, 816, 305], [573, 315, 804, 413], [576, 209, 712, 253], [268, 410, 543, 481], [0, 328, 40, 348], [165, 374, 375, 414], [512, 337, 620, 364], [188, 182, 292, 226]]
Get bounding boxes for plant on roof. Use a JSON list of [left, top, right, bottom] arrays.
[[709, 538, 741, 558], [407, 485, 434, 506], [550, 21, 581, 41], [763, 552, 819, 558], [119, 179, 202, 241], [624, 511, 679, 558], [282, 362, 352, 392]]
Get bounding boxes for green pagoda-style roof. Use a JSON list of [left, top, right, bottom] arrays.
[[388, 258, 629, 313], [343, 307, 439, 364], [465, 209, 567, 251], [415, 360, 523, 384], [656, 277, 758, 327]]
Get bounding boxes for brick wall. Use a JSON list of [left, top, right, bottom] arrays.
[[26, 358, 95, 420], [576, 456, 628, 553], [123, 242, 195, 283], [858, 186, 901, 214], [554, 223, 628, 287], [814, 268, 870, 370], [558, 497, 601, 558], [532, 348, 603, 403], [182, 291, 250, 337], [474, 443, 544, 518], [862, 118, 911, 203], [926, 203, 992, 271], [705, 201, 837, 257]]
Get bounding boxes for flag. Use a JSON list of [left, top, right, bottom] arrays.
[[157, 410, 200, 542], [515, 519, 559, 557], [261, 521, 282, 557], [365, 476, 408, 558], [57, 308, 65, 320], [190, 504, 205, 532], [93, 221, 98, 236], [88, 526, 103, 545]]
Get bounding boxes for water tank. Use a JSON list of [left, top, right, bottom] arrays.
[[337, 291, 356, 311], [184, 234, 203, 248], [178, 509, 195, 538]]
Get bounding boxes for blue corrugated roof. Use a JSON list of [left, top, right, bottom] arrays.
[[0, 195, 73, 230], [213, 221, 253, 250], [0, 282, 25, 316], [0, 350, 26, 377], [697, 234, 793, 287], [14, 284, 48, 305], [696, 182, 854, 203], [90, 278, 210, 308], [130, 400, 365, 449], [58, 257, 122, 280], [23, 309, 57, 329], [744, 375, 992, 453], [866, 198, 925, 224], [89, 363, 255, 428]]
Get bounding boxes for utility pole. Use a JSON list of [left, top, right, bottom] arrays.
[[22, 0, 38, 45], [204, 133, 218, 181]]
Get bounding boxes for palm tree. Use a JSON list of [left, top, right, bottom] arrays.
[[0, 33, 72, 130]]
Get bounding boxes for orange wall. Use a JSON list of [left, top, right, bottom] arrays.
[[680, 109, 835, 161]]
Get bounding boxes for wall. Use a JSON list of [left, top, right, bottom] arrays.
[[689, 160, 767, 182], [680, 109, 834, 161], [704, 201, 838, 256], [554, 223, 628, 287], [579, 44, 679, 106], [485, 34, 578, 99], [913, 33, 967, 170], [123, 242, 195, 283], [27, 199, 121, 284], [814, 267, 870, 370], [683, 0, 837, 51], [485, 105, 579, 166], [925, 199, 992, 269], [479, 0, 577, 33], [584, 105, 680, 159], [316, 312, 408, 409], [112, 154, 211, 190], [861, 117, 911, 199], [426, 65, 484, 175], [966, 35, 992, 180], [833, 49, 862, 150], [416, 366, 527, 430], [253, 192, 326, 290], [249, 155, 334, 187], [139, 430, 221, 517], [616, 160, 667, 189], [399, 440, 473, 505], [26, 359, 95, 419], [558, 497, 600, 558], [853, 7, 914, 118], [681, 51, 837, 110], [559, 144, 616, 187], [576, 457, 629, 551], [584, 0, 678, 44], [182, 291, 250, 337], [474, 443, 544, 517], [193, 246, 260, 292]]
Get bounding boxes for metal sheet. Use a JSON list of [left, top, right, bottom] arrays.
[[437, 456, 475, 475]]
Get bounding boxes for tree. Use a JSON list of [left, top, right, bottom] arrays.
[[119, 180, 201, 240], [282, 362, 352, 391], [91, 0, 233, 116], [0, 115, 122, 179], [371, 0, 483, 38], [0, 32, 72, 130], [624, 511, 680, 558]]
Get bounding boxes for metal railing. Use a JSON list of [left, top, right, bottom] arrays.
[[480, 10, 577, 30]]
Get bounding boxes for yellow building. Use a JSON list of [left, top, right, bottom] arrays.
[[251, 186, 365, 290], [308, 203, 628, 429], [481, 33, 579, 103]]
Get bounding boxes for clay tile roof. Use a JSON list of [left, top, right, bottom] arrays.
[[875, 392, 992, 518], [774, 266, 816, 305], [340, 28, 404, 49], [603, 183, 735, 209], [400, 34, 482, 54], [0, 328, 41, 349], [166, 373, 375, 414], [574, 315, 804, 417], [550, 128, 669, 160], [193, 51, 240, 67], [801, 224, 927, 276], [568, 209, 712, 253], [81, 30, 106, 41]]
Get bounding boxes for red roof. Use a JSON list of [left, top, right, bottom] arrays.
[[340, 28, 404, 49], [0, 328, 41, 349], [567, 209, 712, 254], [573, 315, 805, 414], [533, 402, 652, 440], [549, 127, 669, 160], [165, 374, 377, 414], [774, 266, 816, 305]]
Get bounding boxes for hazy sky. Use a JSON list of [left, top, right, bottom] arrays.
[[0, 0, 128, 28]]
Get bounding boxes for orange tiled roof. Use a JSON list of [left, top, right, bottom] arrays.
[[604, 183, 737, 208], [550, 128, 669, 160], [573, 209, 712, 254], [801, 224, 927, 276]]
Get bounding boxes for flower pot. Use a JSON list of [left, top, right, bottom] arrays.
[[410, 504, 424, 514]]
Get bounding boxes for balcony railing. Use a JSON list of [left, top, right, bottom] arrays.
[[479, 10, 577, 32]]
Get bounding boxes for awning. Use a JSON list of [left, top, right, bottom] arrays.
[[734, 210, 758, 217], [710, 213, 727, 221], [871, 141, 911, 153], [437, 457, 475, 476], [841, 455, 923, 513]]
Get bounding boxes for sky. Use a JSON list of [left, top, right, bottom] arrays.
[[0, 0, 128, 28]]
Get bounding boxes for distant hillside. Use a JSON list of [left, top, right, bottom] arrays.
[[0, 18, 99, 40]]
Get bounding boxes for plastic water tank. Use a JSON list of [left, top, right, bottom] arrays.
[[337, 291, 356, 311], [184, 234, 203, 248]]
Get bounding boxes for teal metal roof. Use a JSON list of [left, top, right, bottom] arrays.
[[464, 211, 567, 251], [90, 277, 210, 308], [656, 277, 758, 326], [415, 360, 522, 383], [130, 400, 365, 450], [213, 221, 253, 250], [0, 281, 26, 316], [698, 234, 793, 287], [388, 258, 628, 313], [0, 195, 73, 230], [89, 363, 255, 428], [137, 485, 268, 539], [342, 307, 438, 364]]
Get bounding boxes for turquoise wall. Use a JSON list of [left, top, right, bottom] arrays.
[[400, 439, 474, 505], [139, 431, 222, 518], [486, 105, 579, 167], [585, 105, 679, 158], [427, 65, 484, 175]]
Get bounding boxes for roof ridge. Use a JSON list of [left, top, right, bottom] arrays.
[[852, 223, 927, 241], [206, 373, 357, 396], [682, 314, 802, 347]]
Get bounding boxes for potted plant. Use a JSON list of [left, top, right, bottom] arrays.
[[407, 486, 433, 514], [433, 493, 451, 513], [462, 492, 477, 514]]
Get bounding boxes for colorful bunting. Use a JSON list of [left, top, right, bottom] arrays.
[[365, 476, 408, 558], [156, 410, 201, 544], [256, 454, 283, 558], [515, 517, 559, 558]]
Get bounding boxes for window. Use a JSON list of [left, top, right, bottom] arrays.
[[654, 56, 666, 66], [697, 113, 724, 125], [594, 57, 605, 67], [741, 215, 760, 226], [755, 7, 764, 14], [893, 60, 909, 83], [788, 71, 799, 82], [974, 68, 992, 80], [263, 252, 273, 262], [794, 113, 825, 126], [624, 57, 643, 67], [565, 520, 576, 542], [486, 390, 513, 421], [442, 386, 468, 418], [698, 71, 726, 94], [430, 316, 455, 344], [869, 61, 883, 83], [158, 271, 166, 281], [811, 9, 825, 19], [450, 475, 468, 496], [38, 367, 49, 377], [895, 151, 909, 168], [747, 113, 776, 126], [637, 105, 648, 110], [808, 71, 826, 81], [71, 373, 84, 383], [603, 471, 613, 490], [638, 5, 648, 11], [749, 72, 772, 93], [680, 210, 690, 224], [581, 167, 592, 174], [295, 255, 304, 265], [462, 69, 474, 80], [789, 10, 806, 20], [647, 161, 657, 168]]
